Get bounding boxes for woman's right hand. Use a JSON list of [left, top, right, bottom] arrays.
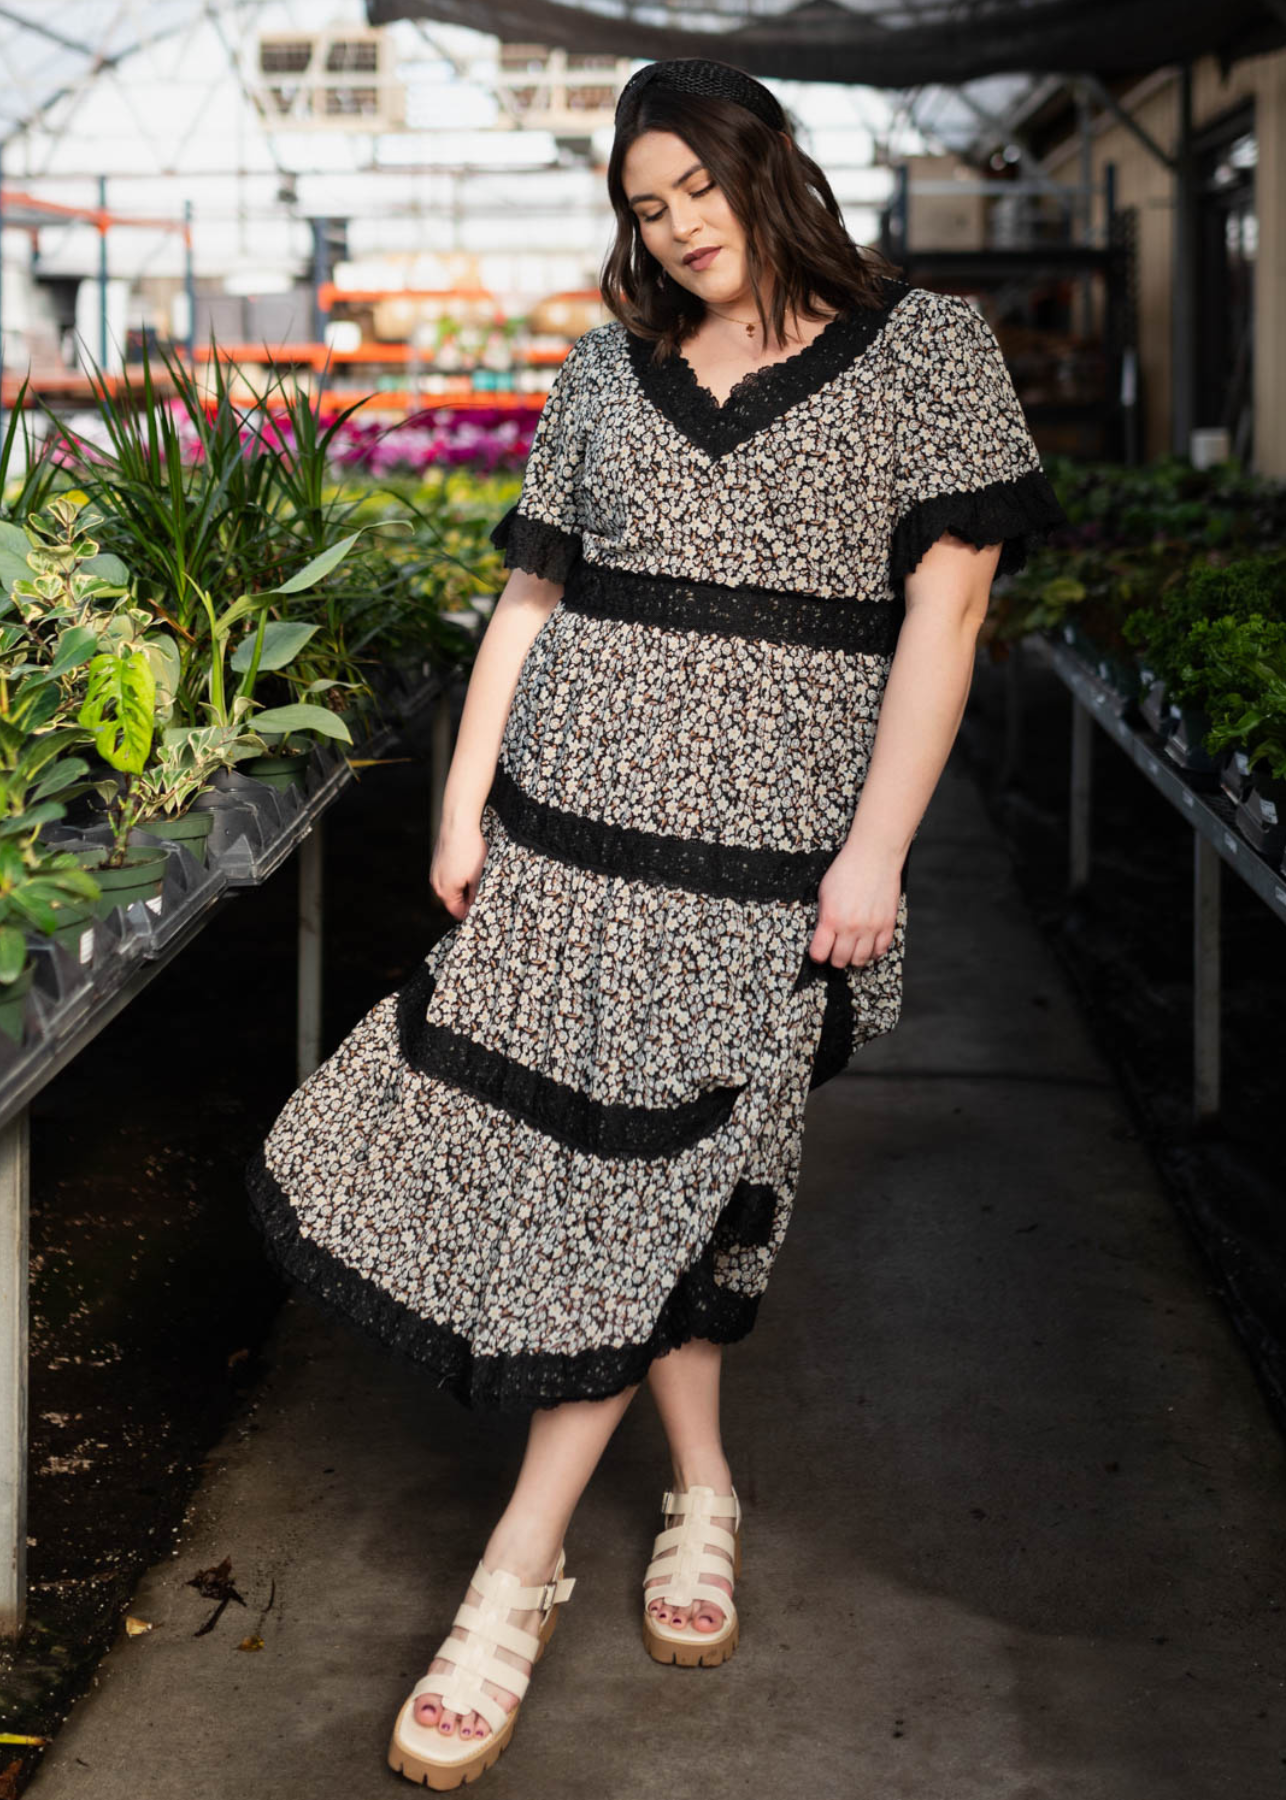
[[430, 817, 489, 920]]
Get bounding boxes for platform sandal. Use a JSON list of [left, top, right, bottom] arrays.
[[387, 1549, 575, 1790], [641, 1484, 742, 1668]]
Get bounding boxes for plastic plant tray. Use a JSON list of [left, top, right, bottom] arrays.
[[193, 742, 354, 885]]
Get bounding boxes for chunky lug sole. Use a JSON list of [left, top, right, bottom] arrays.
[[388, 1571, 566, 1790], [643, 1506, 743, 1668]]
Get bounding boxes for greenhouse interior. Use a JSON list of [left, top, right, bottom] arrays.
[[0, 1, 1283, 1795]]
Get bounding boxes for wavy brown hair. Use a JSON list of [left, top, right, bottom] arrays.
[[601, 80, 903, 362]]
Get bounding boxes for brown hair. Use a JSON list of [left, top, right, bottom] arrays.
[[601, 82, 903, 362]]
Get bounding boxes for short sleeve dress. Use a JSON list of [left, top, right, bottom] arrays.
[[245, 274, 1067, 1413]]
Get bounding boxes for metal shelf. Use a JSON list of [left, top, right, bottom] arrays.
[[1030, 634, 1286, 924]]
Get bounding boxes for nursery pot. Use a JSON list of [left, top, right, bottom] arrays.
[[71, 844, 170, 919], [1093, 648, 1138, 713], [1162, 705, 1220, 778], [1218, 746, 1255, 805], [1139, 675, 1173, 738], [49, 894, 98, 960], [242, 750, 310, 793], [0, 961, 34, 1045], [1235, 771, 1286, 862], [141, 807, 216, 866]]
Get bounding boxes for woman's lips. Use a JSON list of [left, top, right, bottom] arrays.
[[683, 246, 721, 271]]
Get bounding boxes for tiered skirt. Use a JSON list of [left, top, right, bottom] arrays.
[[245, 562, 908, 1411]]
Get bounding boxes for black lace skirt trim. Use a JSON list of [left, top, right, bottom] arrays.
[[490, 502, 582, 583], [487, 759, 846, 905], [393, 951, 745, 1160], [889, 467, 1067, 586], [243, 1144, 768, 1413], [563, 559, 905, 655]]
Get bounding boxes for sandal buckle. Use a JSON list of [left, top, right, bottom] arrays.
[[538, 1580, 558, 1612]]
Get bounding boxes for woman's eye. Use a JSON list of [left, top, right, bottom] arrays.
[[641, 182, 715, 225]]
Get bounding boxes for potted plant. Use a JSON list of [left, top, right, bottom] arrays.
[[1123, 553, 1286, 774], [0, 840, 101, 1041], [1199, 627, 1286, 860]]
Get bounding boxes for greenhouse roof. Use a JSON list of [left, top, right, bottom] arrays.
[[369, 0, 1286, 86]]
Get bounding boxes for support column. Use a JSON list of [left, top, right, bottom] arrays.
[[0, 1105, 30, 1636], [1069, 700, 1093, 892], [297, 823, 323, 1083], [1193, 834, 1222, 1121]]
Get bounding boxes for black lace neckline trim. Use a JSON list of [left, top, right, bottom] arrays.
[[625, 275, 911, 459]]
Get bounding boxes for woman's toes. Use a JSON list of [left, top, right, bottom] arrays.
[[473, 1715, 491, 1741], [692, 1602, 724, 1633], [669, 1603, 692, 1628], [437, 1708, 458, 1737], [415, 1695, 440, 1725]]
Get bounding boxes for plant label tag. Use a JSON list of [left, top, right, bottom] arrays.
[[1261, 799, 1278, 826], [78, 930, 94, 967]]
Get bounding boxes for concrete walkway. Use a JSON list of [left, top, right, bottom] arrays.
[[29, 760, 1286, 1800]]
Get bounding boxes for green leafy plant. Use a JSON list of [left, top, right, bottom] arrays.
[[1122, 553, 1286, 688], [1203, 640, 1286, 783], [0, 839, 101, 993]]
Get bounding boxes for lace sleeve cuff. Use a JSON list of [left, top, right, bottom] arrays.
[[490, 504, 582, 583], [889, 467, 1067, 586]]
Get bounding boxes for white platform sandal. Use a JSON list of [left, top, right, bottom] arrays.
[[642, 1485, 742, 1667], [387, 1550, 575, 1790]]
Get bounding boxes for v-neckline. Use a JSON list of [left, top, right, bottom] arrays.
[[623, 277, 910, 460], [674, 309, 850, 413]]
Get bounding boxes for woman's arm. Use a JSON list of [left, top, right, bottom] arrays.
[[431, 566, 565, 918], [810, 532, 1000, 969]]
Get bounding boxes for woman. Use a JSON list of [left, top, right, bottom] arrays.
[[245, 55, 1067, 1790]]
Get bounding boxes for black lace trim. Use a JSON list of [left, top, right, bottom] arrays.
[[244, 1146, 766, 1414], [713, 1180, 778, 1248], [792, 944, 859, 1091], [890, 468, 1067, 587], [563, 559, 905, 656], [487, 759, 844, 905], [625, 275, 911, 459], [490, 502, 582, 583], [394, 951, 745, 1160]]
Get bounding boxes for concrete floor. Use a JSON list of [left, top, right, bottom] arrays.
[[29, 762, 1286, 1800]]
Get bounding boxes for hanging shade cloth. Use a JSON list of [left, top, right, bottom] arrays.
[[365, 0, 1286, 86]]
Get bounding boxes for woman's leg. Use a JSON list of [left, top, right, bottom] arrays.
[[645, 1338, 736, 1635], [416, 1382, 639, 1741]]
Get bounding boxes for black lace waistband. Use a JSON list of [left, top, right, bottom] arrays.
[[562, 560, 905, 655]]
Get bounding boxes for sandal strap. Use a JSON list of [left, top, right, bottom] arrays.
[[410, 1552, 573, 1727], [661, 1487, 741, 1528], [647, 1521, 737, 1561], [411, 1659, 514, 1735], [453, 1600, 541, 1663], [644, 1512, 738, 1607], [648, 1578, 737, 1614], [471, 1558, 576, 1615]]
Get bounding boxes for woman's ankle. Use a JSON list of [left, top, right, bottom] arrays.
[[670, 1449, 733, 1493], [482, 1509, 568, 1586]]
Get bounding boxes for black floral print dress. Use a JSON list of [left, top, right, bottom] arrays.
[[245, 273, 1067, 1413]]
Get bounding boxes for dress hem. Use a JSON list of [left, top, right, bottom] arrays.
[[243, 1143, 764, 1414]]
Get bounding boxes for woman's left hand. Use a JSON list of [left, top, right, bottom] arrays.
[[808, 840, 903, 970]]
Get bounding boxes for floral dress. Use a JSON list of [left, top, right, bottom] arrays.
[[245, 273, 1067, 1413]]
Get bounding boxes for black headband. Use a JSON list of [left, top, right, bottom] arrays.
[[614, 58, 786, 135]]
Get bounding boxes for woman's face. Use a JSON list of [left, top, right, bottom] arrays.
[[622, 129, 754, 309]]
